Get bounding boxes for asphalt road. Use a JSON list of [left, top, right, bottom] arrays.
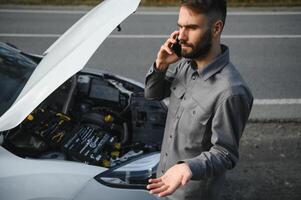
[[0, 6, 301, 120]]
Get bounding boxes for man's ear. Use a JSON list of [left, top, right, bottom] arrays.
[[212, 20, 224, 37]]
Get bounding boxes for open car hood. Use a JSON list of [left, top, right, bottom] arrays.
[[0, 0, 140, 132]]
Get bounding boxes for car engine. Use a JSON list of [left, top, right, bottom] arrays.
[[2, 72, 167, 168]]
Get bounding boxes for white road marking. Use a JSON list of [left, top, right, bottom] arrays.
[[1, 9, 301, 15], [1, 33, 301, 39], [254, 99, 301, 105]]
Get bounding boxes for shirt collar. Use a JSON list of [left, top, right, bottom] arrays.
[[188, 44, 230, 81]]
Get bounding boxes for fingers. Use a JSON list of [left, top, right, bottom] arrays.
[[181, 175, 189, 186], [167, 38, 177, 46], [147, 175, 182, 197], [148, 178, 161, 183], [180, 163, 192, 185], [149, 184, 169, 195], [147, 178, 167, 195], [160, 31, 179, 55], [147, 182, 164, 190], [170, 30, 180, 39], [147, 164, 192, 197], [149, 183, 181, 198], [161, 38, 177, 53], [158, 187, 174, 197], [160, 44, 173, 55], [155, 30, 181, 70], [157, 180, 181, 197]]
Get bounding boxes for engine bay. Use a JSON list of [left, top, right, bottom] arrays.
[[2, 72, 167, 168]]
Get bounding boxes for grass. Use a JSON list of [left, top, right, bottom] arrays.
[[0, 0, 301, 7]]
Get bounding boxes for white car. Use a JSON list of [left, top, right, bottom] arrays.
[[0, 0, 167, 199]]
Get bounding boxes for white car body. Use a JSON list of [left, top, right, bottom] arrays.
[[0, 0, 164, 199]]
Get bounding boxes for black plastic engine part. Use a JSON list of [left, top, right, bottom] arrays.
[[130, 93, 166, 146], [89, 78, 120, 104]]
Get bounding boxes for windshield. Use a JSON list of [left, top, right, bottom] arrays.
[[0, 43, 37, 116]]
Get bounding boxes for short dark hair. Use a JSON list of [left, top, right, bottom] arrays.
[[180, 0, 227, 26]]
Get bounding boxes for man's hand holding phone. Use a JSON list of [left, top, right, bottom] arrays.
[[155, 31, 182, 71]]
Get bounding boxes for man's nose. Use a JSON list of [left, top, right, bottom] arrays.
[[178, 29, 188, 41]]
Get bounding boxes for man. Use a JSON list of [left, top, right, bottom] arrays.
[[144, 0, 253, 200]]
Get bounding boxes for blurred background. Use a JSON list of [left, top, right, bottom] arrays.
[[0, 0, 300, 199], [0, 0, 301, 6]]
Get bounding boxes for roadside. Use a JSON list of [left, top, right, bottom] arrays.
[[223, 122, 301, 200]]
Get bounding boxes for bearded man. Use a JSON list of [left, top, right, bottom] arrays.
[[145, 1, 253, 200]]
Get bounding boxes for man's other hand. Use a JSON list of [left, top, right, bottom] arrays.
[[146, 163, 192, 197]]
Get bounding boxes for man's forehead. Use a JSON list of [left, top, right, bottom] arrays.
[[178, 6, 207, 26]]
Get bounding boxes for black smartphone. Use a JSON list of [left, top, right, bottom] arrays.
[[171, 38, 182, 57]]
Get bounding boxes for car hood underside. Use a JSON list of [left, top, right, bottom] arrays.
[[0, 0, 141, 132]]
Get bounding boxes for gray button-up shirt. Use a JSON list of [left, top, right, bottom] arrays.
[[145, 45, 253, 200]]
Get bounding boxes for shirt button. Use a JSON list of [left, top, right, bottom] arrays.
[[192, 75, 197, 80], [169, 135, 172, 139], [165, 153, 168, 156], [162, 170, 165, 174]]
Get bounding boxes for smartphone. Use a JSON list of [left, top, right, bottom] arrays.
[[171, 38, 182, 57]]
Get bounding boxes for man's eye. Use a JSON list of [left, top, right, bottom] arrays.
[[188, 26, 198, 30]]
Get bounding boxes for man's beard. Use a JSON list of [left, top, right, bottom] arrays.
[[181, 28, 212, 59]]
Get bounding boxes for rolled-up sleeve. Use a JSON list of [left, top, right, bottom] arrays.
[[183, 94, 253, 180]]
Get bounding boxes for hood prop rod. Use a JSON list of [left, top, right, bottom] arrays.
[[62, 75, 77, 114]]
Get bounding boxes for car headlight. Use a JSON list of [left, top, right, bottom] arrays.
[[94, 153, 160, 189]]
